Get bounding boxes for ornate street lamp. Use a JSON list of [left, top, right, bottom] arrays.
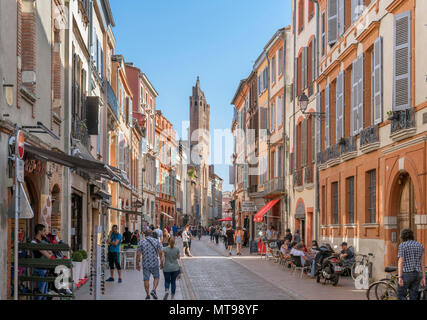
[[298, 93, 325, 118]]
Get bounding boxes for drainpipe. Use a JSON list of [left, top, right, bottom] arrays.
[[291, 0, 297, 232]]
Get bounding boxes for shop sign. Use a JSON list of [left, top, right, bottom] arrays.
[[242, 201, 256, 212]]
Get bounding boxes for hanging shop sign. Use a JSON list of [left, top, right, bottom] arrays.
[[242, 201, 256, 212]]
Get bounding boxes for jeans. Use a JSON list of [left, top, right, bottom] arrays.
[[34, 268, 49, 300], [164, 270, 180, 295], [308, 260, 316, 277], [397, 271, 423, 300]]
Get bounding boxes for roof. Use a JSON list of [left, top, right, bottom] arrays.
[[230, 79, 247, 105]]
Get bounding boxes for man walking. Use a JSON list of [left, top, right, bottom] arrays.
[[172, 224, 178, 237], [182, 225, 193, 257], [137, 230, 164, 300], [106, 225, 123, 283], [154, 225, 163, 245], [397, 228, 425, 300]]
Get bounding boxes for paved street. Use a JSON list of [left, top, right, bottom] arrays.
[[180, 237, 295, 300]]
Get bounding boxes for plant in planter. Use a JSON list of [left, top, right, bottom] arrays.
[[338, 137, 347, 146], [78, 250, 88, 280], [71, 251, 83, 286], [387, 111, 398, 121]]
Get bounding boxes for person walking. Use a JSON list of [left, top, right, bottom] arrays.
[[182, 225, 193, 257], [172, 224, 178, 237], [226, 225, 235, 256], [234, 227, 244, 256], [136, 230, 164, 300], [162, 228, 170, 248], [154, 225, 163, 245], [106, 225, 123, 283], [214, 227, 220, 245], [161, 237, 181, 300], [397, 229, 426, 300], [293, 229, 301, 244]]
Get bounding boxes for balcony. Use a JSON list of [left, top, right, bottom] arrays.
[[293, 168, 303, 188], [326, 144, 340, 166], [339, 136, 357, 160], [107, 81, 120, 120], [264, 177, 286, 195], [71, 115, 89, 148], [304, 165, 314, 184], [360, 125, 380, 153], [390, 109, 416, 142]]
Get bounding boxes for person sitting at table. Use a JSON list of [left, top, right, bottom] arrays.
[[309, 240, 320, 256], [130, 231, 139, 245], [280, 239, 291, 256], [290, 243, 312, 267], [299, 240, 308, 253], [122, 227, 132, 244]]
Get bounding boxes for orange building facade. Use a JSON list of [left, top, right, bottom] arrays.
[[316, 0, 427, 278]]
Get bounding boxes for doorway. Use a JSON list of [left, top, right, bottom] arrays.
[[71, 193, 83, 252], [398, 174, 416, 241]]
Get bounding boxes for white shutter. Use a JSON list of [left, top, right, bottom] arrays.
[[325, 84, 330, 147], [328, 0, 338, 45], [351, 59, 358, 135], [336, 71, 345, 142], [357, 54, 364, 132], [351, 0, 358, 23], [312, 37, 317, 81], [373, 37, 383, 124], [338, 0, 345, 37], [393, 11, 411, 111], [316, 92, 321, 153]]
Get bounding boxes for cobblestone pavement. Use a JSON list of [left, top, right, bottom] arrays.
[[180, 237, 295, 300]]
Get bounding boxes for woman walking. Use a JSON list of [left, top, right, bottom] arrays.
[[163, 228, 170, 248], [234, 227, 244, 256], [161, 237, 181, 300], [226, 225, 235, 256]]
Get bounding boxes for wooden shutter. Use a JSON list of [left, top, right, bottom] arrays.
[[357, 54, 364, 132], [373, 37, 383, 124], [327, 0, 338, 45], [393, 11, 411, 111], [338, 0, 345, 37], [316, 92, 321, 153], [312, 37, 317, 81], [296, 56, 300, 95], [336, 71, 344, 142], [302, 119, 307, 166], [325, 84, 330, 147]]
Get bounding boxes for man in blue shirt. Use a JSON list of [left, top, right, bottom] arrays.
[[106, 225, 123, 283], [172, 224, 178, 237]]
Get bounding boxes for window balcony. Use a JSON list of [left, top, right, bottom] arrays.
[[293, 168, 303, 188], [326, 144, 340, 166], [390, 109, 416, 142], [71, 115, 89, 148], [264, 177, 286, 195], [304, 165, 314, 184], [107, 81, 120, 121], [339, 136, 357, 160], [360, 125, 380, 153]]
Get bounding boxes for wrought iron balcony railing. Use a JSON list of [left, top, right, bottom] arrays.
[[71, 115, 89, 147], [293, 168, 303, 187], [326, 144, 340, 162], [265, 177, 286, 194], [360, 125, 379, 147], [390, 109, 415, 134], [340, 136, 357, 154], [304, 165, 314, 184]]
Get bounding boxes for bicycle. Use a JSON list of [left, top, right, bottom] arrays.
[[351, 253, 374, 281]]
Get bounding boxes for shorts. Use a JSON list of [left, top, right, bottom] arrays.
[[227, 239, 235, 246], [183, 241, 189, 248], [143, 266, 160, 281], [108, 252, 121, 270]]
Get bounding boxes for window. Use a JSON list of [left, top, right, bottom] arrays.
[[332, 182, 339, 224], [351, 0, 365, 23], [351, 54, 364, 134], [321, 11, 326, 56], [278, 146, 283, 177], [309, 0, 315, 20], [271, 56, 276, 83], [347, 177, 354, 224], [271, 102, 275, 132], [278, 48, 284, 75], [277, 96, 283, 127], [298, 0, 305, 33], [367, 170, 376, 223]]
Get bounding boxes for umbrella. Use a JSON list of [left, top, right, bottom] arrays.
[[218, 217, 232, 222]]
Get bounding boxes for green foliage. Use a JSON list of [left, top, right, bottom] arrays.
[[78, 249, 88, 260], [71, 251, 83, 262]]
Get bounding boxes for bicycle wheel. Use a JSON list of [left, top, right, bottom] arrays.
[[366, 281, 380, 300], [351, 261, 362, 280], [374, 281, 397, 300]]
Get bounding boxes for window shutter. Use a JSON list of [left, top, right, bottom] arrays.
[[295, 57, 299, 96], [316, 92, 321, 154], [312, 115, 315, 163], [312, 37, 317, 81], [351, 0, 358, 23], [351, 59, 358, 135], [304, 46, 309, 89], [393, 11, 411, 111], [338, 0, 345, 37], [302, 119, 307, 167], [325, 84, 330, 147], [336, 71, 344, 142], [357, 54, 364, 132], [373, 37, 383, 124], [243, 164, 248, 191], [327, 0, 338, 45]]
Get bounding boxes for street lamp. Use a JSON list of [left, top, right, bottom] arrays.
[[298, 93, 325, 118]]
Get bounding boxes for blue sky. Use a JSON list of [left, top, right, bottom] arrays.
[[110, 0, 292, 191]]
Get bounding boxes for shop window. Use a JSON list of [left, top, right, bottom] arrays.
[[332, 182, 339, 224], [347, 177, 354, 224]]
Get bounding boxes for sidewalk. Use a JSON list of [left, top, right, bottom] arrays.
[[75, 269, 187, 300], [205, 239, 366, 300]]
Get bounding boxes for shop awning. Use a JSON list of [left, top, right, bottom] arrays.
[[25, 143, 125, 184], [253, 199, 280, 223], [161, 212, 174, 220], [218, 217, 232, 222]]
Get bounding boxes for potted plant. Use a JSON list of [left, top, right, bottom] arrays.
[[387, 111, 397, 121], [71, 251, 83, 286], [78, 250, 88, 280], [338, 137, 346, 146]]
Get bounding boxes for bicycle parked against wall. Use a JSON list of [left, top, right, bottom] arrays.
[[351, 253, 374, 281]]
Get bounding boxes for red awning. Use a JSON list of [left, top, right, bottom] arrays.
[[218, 218, 232, 222], [253, 199, 280, 223]]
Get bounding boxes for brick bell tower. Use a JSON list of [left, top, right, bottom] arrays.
[[189, 77, 210, 226]]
